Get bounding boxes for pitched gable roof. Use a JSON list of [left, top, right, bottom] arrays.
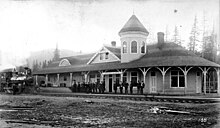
[[46, 53, 95, 68], [104, 46, 121, 59]]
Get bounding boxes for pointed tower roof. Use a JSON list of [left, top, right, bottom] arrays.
[[119, 15, 148, 35]]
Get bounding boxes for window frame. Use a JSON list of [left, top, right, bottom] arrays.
[[141, 41, 145, 54], [122, 41, 127, 53], [131, 41, 138, 54], [130, 72, 138, 83], [170, 70, 185, 88]]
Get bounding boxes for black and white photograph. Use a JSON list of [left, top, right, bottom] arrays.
[[0, 0, 219, 127]]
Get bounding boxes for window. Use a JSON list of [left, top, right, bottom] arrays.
[[48, 77, 50, 81], [131, 41, 137, 53], [105, 52, 109, 59], [123, 41, 127, 53], [64, 76, 67, 81], [131, 72, 138, 83], [100, 52, 109, 60], [116, 74, 120, 84], [171, 70, 185, 87], [141, 42, 145, 53], [100, 53, 104, 60]]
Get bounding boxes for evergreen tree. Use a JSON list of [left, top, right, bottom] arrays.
[[53, 43, 60, 61], [173, 25, 181, 45], [188, 15, 200, 53]]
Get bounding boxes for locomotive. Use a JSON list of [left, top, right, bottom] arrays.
[[0, 67, 34, 94]]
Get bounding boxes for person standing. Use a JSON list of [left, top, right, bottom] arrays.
[[130, 81, 133, 94], [124, 81, 128, 94], [137, 80, 141, 94], [113, 81, 117, 94], [141, 81, 145, 94], [119, 81, 123, 94], [77, 82, 81, 92]]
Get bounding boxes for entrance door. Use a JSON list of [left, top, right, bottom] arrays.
[[196, 72, 201, 93], [109, 75, 112, 92], [150, 71, 157, 93]]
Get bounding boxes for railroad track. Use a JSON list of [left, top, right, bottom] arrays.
[[39, 92, 219, 104]]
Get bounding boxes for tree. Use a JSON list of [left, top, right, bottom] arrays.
[[32, 60, 39, 72], [53, 43, 60, 61], [173, 25, 181, 45], [188, 15, 200, 53]]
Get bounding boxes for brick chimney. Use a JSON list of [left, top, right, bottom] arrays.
[[111, 41, 116, 47]]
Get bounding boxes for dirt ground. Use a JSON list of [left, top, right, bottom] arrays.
[[0, 94, 219, 128]]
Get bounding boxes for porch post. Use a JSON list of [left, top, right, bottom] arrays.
[[57, 74, 60, 86], [199, 67, 211, 94], [139, 67, 151, 92], [157, 67, 171, 94], [178, 67, 193, 95], [117, 69, 127, 82], [45, 74, 48, 86], [70, 73, 73, 86], [214, 68, 220, 95], [83, 71, 90, 83], [35, 75, 38, 86]]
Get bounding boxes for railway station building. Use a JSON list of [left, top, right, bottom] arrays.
[[34, 15, 220, 95]]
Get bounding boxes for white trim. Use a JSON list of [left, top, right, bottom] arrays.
[[122, 41, 128, 54], [140, 41, 145, 54], [170, 70, 185, 88], [59, 59, 71, 66], [87, 46, 120, 64], [87, 47, 104, 64], [104, 46, 121, 61], [102, 72, 123, 75], [130, 71, 138, 83]]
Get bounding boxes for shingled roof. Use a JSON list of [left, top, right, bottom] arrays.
[[119, 15, 149, 35], [34, 42, 220, 75], [104, 46, 121, 59]]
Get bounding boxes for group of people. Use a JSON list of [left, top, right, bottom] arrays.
[[70, 80, 105, 93], [114, 80, 145, 94]]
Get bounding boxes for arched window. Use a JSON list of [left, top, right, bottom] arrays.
[[123, 41, 127, 53], [131, 41, 137, 53], [141, 41, 145, 53]]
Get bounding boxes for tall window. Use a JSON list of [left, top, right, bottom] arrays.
[[131, 41, 137, 53], [116, 74, 120, 84], [105, 52, 109, 59], [123, 73, 127, 83], [171, 70, 185, 87], [100, 53, 104, 60], [141, 42, 145, 53], [131, 72, 138, 83], [123, 41, 127, 53]]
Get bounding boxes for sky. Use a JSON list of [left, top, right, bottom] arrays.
[[0, 0, 219, 69]]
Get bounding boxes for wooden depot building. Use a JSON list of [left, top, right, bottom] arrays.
[[34, 15, 220, 95]]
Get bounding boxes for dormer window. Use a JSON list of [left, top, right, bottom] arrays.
[[131, 41, 137, 53], [141, 41, 145, 53], [123, 41, 127, 53], [100, 52, 109, 60], [105, 52, 109, 59]]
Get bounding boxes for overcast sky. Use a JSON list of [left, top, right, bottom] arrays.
[[0, 0, 219, 68]]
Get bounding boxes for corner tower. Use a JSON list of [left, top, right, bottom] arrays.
[[119, 15, 149, 63]]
